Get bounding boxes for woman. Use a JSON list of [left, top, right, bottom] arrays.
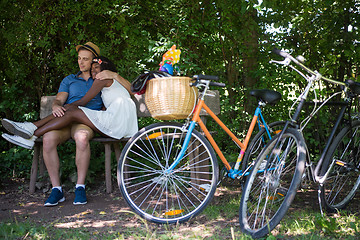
[[2, 57, 138, 149]]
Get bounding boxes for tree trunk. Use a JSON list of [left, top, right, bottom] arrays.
[[242, 8, 259, 115]]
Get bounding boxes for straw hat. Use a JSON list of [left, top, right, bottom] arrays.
[[76, 42, 100, 57]]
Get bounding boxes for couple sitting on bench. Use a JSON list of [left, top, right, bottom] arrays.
[[2, 42, 138, 207]]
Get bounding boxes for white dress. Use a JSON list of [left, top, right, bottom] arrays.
[[79, 79, 138, 139]]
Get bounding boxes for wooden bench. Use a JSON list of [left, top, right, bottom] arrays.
[[29, 91, 220, 194]]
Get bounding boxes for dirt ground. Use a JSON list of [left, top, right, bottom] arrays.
[[1, 178, 359, 239], [0, 178, 244, 238]]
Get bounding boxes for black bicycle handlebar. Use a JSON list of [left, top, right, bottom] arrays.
[[345, 79, 360, 96], [195, 74, 219, 81], [193, 74, 226, 87], [210, 81, 226, 87]]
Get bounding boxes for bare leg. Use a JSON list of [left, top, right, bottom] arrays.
[[33, 115, 56, 128], [70, 124, 94, 185], [34, 108, 99, 137], [42, 129, 71, 187]]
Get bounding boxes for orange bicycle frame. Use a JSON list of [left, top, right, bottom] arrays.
[[191, 99, 259, 171]]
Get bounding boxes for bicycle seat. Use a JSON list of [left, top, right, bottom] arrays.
[[249, 89, 281, 105], [345, 79, 360, 96]]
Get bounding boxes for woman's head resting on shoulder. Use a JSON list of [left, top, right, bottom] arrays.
[[91, 56, 117, 79]]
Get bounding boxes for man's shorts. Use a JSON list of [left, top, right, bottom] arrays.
[[70, 123, 95, 139], [44, 123, 94, 144]]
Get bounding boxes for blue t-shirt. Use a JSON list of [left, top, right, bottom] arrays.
[[58, 72, 103, 110]]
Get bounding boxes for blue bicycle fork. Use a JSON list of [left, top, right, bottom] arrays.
[[165, 121, 197, 173]]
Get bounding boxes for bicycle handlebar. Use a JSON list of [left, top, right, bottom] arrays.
[[210, 82, 226, 87], [272, 48, 290, 58], [271, 48, 346, 87], [192, 74, 226, 87], [195, 74, 219, 81]]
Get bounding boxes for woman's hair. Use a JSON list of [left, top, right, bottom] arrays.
[[92, 56, 117, 72]]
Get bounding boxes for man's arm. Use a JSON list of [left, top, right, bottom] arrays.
[[52, 92, 68, 117], [95, 70, 132, 95]]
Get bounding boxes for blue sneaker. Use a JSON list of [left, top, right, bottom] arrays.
[[44, 188, 65, 207], [73, 186, 87, 205]]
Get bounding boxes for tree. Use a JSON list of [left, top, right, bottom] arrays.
[[1, 0, 359, 179]]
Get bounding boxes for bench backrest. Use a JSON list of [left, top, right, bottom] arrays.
[[40, 91, 220, 119]]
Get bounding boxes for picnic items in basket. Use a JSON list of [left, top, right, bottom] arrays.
[[132, 45, 196, 120], [131, 45, 182, 95], [144, 77, 198, 120], [131, 71, 171, 95], [158, 45, 181, 75]]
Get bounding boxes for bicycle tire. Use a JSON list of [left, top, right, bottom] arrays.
[[241, 121, 286, 175], [319, 120, 360, 212], [117, 122, 219, 224], [239, 127, 306, 238]]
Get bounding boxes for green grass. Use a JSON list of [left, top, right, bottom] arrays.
[[1, 211, 359, 239], [1, 195, 359, 240], [277, 210, 360, 239]]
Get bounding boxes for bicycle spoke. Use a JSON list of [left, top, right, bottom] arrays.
[[321, 122, 360, 211], [240, 128, 306, 238], [118, 123, 218, 224]]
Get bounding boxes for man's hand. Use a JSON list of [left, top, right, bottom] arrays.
[[52, 104, 66, 117], [52, 92, 69, 117]]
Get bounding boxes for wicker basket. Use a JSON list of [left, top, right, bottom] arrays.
[[145, 77, 198, 120]]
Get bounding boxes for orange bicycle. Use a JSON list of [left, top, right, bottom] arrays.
[[117, 75, 283, 224]]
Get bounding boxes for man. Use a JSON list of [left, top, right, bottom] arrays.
[[1, 42, 127, 206], [38, 42, 101, 206]]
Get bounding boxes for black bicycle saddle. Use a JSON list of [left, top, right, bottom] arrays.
[[249, 89, 282, 105], [345, 79, 360, 96]]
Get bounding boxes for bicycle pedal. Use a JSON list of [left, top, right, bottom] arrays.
[[276, 187, 287, 197], [267, 195, 278, 200], [199, 184, 211, 192], [267, 190, 286, 200]]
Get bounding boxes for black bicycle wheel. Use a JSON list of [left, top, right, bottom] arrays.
[[242, 121, 286, 176], [117, 122, 219, 224], [319, 120, 360, 212], [239, 128, 306, 238]]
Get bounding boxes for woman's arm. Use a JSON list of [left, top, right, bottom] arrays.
[[96, 70, 133, 95], [67, 79, 111, 108]]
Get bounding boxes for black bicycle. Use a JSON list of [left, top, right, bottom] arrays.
[[239, 49, 360, 238]]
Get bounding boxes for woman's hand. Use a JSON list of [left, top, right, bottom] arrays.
[[96, 70, 132, 95]]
